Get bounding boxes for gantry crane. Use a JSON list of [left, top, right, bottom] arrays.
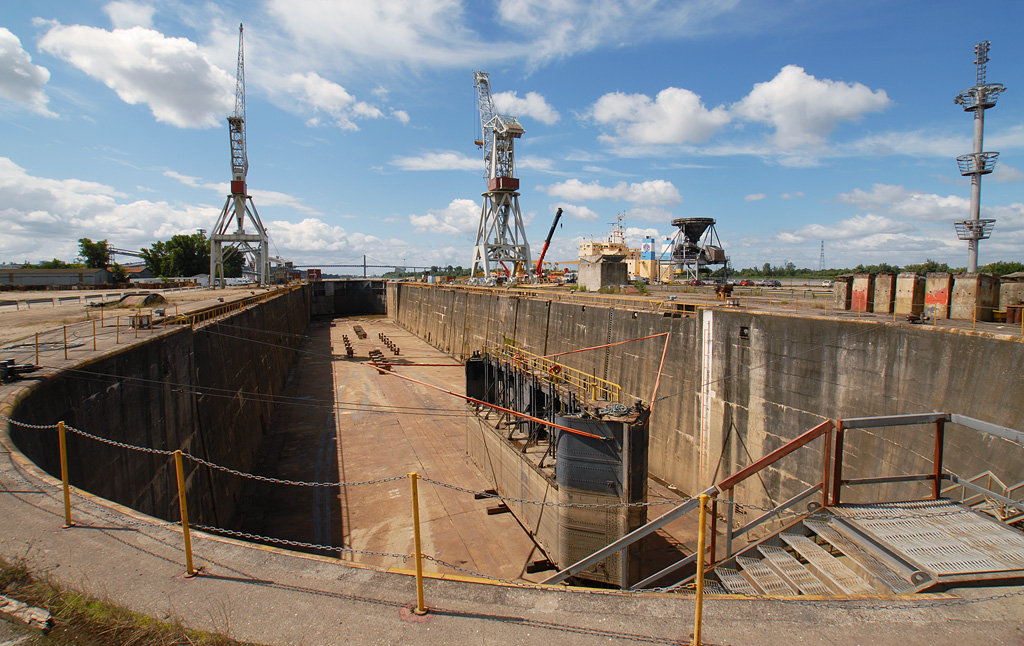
[[210, 23, 270, 287], [470, 71, 531, 283]]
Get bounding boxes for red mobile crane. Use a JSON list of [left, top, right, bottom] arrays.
[[534, 207, 563, 279]]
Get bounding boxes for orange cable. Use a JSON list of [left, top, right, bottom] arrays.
[[541, 332, 670, 359], [362, 362, 609, 440]]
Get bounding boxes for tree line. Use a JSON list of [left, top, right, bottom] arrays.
[[714, 259, 1024, 278], [18, 235, 245, 281]]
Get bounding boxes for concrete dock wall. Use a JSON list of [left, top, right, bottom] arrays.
[[7, 287, 311, 527], [392, 284, 1024, 507]]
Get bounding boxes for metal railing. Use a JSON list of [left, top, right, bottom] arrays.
[[487, 343, 621, 404]]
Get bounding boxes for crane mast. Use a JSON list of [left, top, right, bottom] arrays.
[[210, 23, 269, 287], [470, 71, 531, 283]]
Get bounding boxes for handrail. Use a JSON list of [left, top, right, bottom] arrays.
[[167, 285, 299, 329], [487, 344, 622, 405], [544, 421, 835, 587]]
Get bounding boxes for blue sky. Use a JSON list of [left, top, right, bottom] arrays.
[[1, 0, 1022, 272]]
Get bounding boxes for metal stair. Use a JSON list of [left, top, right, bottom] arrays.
[[708, 499, 1024, 596]]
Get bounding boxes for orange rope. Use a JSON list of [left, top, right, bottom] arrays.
[[362, 362, 609, 440], [541, 332, 670, 359]]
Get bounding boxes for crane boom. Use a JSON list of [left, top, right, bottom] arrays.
[[535, 208, 563, 277], [228, 23, 247, 190]]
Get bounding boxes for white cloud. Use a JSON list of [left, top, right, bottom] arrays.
[[776, 213, 912, 245], [163, 169, 320, 215], [38, 24, 233, 128], [590, 87, 729, 145], [163, 170, 219, 191], [409, 198, 479, 236], [993, 164, 1024, 183], [744, 193, 766, 202], [265, 0, 490, 68], [279, 71, 383, 130], [780, 192, 804, 199], [391, 150, 481, 172], [249, 189, 323, 216], [263, 0, 741, 69], [494, 0, 742, 65], [732, 65, 890, 150], [268, 218, 396, 260], [542, 178, 681, 206], [493, 90, 559, 124], [0, 28, 56, 117], [104, 1, 155, 28], [0, 157, 215, 261], [626, 206, 676, 223], [553, 203, 599, 221], [838, 184, 968, 221]]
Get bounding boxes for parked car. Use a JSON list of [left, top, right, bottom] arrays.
[[688, 279, 704, 286], [738, 279, 753, 287], [766, 279, 782, 287], [821, 280, 834, 288]]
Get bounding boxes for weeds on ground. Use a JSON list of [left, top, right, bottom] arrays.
[[0, 557, 259, 646]]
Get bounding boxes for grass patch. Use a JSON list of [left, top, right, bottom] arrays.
[[0, 557, 259, 646]]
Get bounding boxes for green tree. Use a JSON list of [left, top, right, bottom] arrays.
[[78, 238, 110, 268], [109, 263, 128, 284], [140, 241, 170, 276], [165, 233, 209, 276], [38, 258, 74, 269]]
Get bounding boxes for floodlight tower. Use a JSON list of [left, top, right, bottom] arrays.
[[953, 41, 1004, 273], [210, 24, 270, 287], [470, 71, 531, 283]]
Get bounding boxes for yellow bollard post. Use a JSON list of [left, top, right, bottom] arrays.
[[693, 493, 709, 646], [174, 450, 197, 577], [409, 472, 428, 615], [58, 422, 73, 528], [63, 326, 68, 360], [93, 320, 97, 351]]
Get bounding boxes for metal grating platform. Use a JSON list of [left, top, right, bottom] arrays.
[[833, 499, 1024, 582], [781, 534, 875, 595]]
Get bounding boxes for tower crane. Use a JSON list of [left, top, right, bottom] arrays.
[[470, 71, 531, 283], [210, 23, 270, 287]]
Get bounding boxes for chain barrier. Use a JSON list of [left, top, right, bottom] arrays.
[[419, 476, 688, 509], [181, 452, 407, 488], [65, 423, 176, 455], [190, 523, 410, 562], [2, 413, 1010, 518], [0, 415, 59, 430]]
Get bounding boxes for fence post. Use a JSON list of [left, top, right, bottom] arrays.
[[63, 326, 68, 360], [693, 493, 709, 646], [35, 333, 39, 365], [174, 450, 197, 577], [93, 320, 97, 351], [117, 317, 120, 344], [58, 422, 73, 528], [408, 472, 428, 615]]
